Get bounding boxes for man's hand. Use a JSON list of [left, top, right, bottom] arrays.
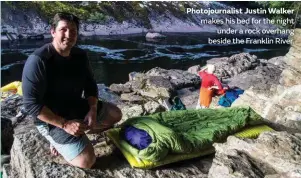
[[84, 107, 97, 129], [208, 86, 219, 90], [63, 120, 88, 136]]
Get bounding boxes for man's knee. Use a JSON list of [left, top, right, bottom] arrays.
[[69, 143, 96, 169]]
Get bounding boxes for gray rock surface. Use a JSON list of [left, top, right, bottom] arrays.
[[231, 88, 271, 118], [9, 126, 213, 178], [187, 65, 202, 76], [188, 52, 274, 91], [232, 29, 301, 132], [1, 3, 49, 36], [206, 53, 259, 79], [146, 67, 200, 89], [284, 29, 301, 72], [110, 67, 201, 114], [97, 84, 124, 106], [279, 67, 301, 87], [120, 104, 145, 123], [3, 163, 11, 178], [267, 56, 287, 68], [224, 64, 282, 92], [139, 76, 174, 99], [109, 83, 132, 94], [176, 87, 199, 109], [120, 92, 145, 103], [144, 101, 164, 114], [1, 93, 23, 120], [264, 85, 301, 132], [208, 132, 301, 178], [145, 32, 166, 39]]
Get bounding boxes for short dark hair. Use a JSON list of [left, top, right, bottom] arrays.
[[51, 12, 80, 31]]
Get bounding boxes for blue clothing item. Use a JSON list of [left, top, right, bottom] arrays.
[[218, 88, 244, 107], [124, 126, 152, 150], [170, 96, 186, 111], [36, 124, 90, 162], [35, 101, 110, 161]]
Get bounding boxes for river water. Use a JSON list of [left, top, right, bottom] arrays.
[[1, 33, 290, 86]]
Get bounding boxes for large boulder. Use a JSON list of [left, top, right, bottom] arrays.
[[120, 104, 145, 123], [206, 53, 259, 79], [284, 29, 301, 72], [139, 76, 174, 99], [146, 67, 200, 89], [187, 53, 262, 81], [176, 87, 199, 109], [187, 65, 202, 76], [263, 85, 301, 132], [231, 88, 271, 117], [122, 73, 175, 99], [145, 32, 166, 39], [232, 83, 301, 133], [97, 84, 124, 105], [10, 127, 110, 178], [278, 29, 301, 87], [109, 83, 132, 94], [208, 131, 301, 178], [279, 67, 301, 87], [144, 101, 164, 114], [224, 64, 283, 92], [120, 92, 145, 103], [109, 67, 201, 113], [232, 29, 301, 132], [1, 93, 23, 123], [267, 56, 287, 68]]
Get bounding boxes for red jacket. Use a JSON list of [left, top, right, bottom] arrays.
[[198, 71, 225, 95]]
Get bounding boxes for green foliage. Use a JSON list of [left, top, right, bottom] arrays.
[[36, 2, 89, 19], [6, 1, 107, 22], [87, 12, 107, 23], [3, 1, 208, 29], [131, 2, 151, 28], [256, 1, 301, 27]]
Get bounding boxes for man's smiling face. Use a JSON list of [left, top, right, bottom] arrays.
[[51, 20, 78, 52]]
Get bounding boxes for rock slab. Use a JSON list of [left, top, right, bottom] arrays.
[[209, 131, 301, 178]]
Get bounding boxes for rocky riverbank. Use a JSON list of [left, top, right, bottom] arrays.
[[2, 29, 301, 178]]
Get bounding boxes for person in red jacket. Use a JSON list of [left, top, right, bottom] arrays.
[[197, 64, 225, 108]]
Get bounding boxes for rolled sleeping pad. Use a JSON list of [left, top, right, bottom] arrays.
[[1, 81, 23, 96]]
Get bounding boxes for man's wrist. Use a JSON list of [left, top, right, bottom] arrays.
[[60, 118, 67, 129]]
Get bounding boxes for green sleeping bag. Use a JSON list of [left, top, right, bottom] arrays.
[[120, 107, 264, 162]]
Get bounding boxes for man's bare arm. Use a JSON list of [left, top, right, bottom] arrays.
[[37, 106, 66, 129], [38, 106, 88, 136]]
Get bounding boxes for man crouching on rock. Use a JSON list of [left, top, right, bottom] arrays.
[[22, 12, 122, 168]]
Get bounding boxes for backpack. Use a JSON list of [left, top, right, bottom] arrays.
[[170, 96, 186, 111], [218, 88, 244, 107]]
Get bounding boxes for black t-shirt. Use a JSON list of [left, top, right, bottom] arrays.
[[22, 43, 98, 143]]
